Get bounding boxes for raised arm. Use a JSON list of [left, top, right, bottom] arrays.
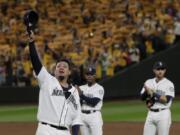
[[28, 32, 42, 75]]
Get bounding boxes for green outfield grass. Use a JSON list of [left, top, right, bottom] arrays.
[[0, 100, 179, 122], [102, 100, 180, 122]]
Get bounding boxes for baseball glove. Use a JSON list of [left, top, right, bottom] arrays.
[[146, 96, 155, 108]]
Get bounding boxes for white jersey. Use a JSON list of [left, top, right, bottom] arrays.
[[80, 83, 104, 111], [36, 67, 82, 128], [141, 77, 175, 109]]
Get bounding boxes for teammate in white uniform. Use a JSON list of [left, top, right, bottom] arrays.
[[27, 32, 82, 135], [77, 67, 104, 135], [140, 61, 175, 135]]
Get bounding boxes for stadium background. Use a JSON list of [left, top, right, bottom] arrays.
[[0, 0, 180, 135]]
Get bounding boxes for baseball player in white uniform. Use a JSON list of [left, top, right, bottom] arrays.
[[140, 61, 175, 135], [76, 66, 104, 135], [27, 32, 82, 135]]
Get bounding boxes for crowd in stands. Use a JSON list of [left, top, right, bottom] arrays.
[[0, 0, 180, 86]]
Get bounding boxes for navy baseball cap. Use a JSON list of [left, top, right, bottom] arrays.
[[153, 61, 166, 69], [85, 67, 96, 75]]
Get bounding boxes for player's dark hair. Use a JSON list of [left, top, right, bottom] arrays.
[[56, 58, 72, 70]]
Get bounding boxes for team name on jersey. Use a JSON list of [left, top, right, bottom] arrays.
[[156, 89, 165, 95], [51, 87, 64, 96]]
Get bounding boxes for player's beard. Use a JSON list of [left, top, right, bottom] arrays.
[[58, 76, 65, 81]]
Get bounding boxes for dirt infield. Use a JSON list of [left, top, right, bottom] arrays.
[[0, 122, 180, 135]]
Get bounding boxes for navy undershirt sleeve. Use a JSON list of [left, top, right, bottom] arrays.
[[80, 94, 101, 107], [72, 125, 80, 135], [29, 41, 42, 75], [166, 95, 173, 103]]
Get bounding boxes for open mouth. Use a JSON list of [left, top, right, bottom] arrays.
[[59, 70, 64, 74]]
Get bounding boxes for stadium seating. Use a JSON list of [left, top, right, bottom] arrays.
[[0, 0, 179, 86]]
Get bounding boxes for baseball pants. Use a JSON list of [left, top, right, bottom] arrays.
[[80, 111, 103, 135], [143, 109, 171, 135]]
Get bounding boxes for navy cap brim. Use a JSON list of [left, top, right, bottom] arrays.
[[153, 61, 166, 69], [85, 67, 96, 75]]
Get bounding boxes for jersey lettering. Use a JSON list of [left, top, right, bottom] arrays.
[[52, 87, 64, 96], [156, 89, 165, 95]]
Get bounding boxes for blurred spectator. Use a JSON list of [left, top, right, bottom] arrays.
[[99, 47, 109, 79], [4, 53, 13, 86], [0, 0, 179, 86], [0, 61, 5, 85], [128, 45, 140, 64], [134, 33, 147, 60], [174, 18, 180, 44], [150, 28, 168, 52], [16, 62, 31, 86]]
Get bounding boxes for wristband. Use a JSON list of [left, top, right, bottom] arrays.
[[153, 92, 161, 101], [29, 40, 35, 45]]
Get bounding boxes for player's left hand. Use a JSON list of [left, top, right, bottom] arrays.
[[144, 84, 154, 97], [146, 97, 155, 108]]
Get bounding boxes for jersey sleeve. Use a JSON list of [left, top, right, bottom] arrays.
[[71, 90, 83, 126], [79, 86, 85, 92], [140, 87, 145, 95], [140, 80, 148, 94], [36, 66, 52, 87], [166, 83, 175, 98], [94, 86, 104, 100]]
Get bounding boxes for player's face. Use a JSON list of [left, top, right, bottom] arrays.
[[85, 74, 96, 83], [153, 68, 166, 79], [54, 61, 71, 78]]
